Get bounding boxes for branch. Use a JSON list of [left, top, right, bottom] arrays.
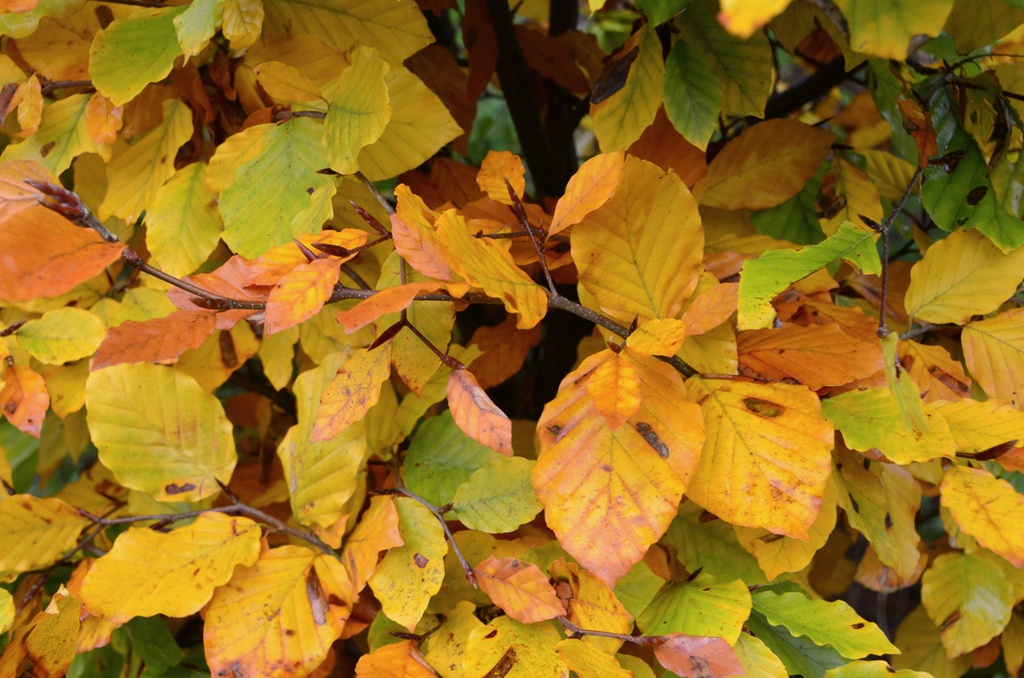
[[39, 80, 93, 96], [765, 58, 862, 119], [374, 487, 478, 589]]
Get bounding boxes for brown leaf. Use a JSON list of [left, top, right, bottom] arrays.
[[92, 311, 217, 370]]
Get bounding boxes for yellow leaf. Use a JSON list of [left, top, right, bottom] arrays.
[[819, 158, 883, 236], [905, 229, 1024, 324], [421, 600, 485, 676], [12, 73, 42, 138], [899, 339, 971, 403], [920, 550, 1013, 657], [550, 151, 624, 237], [732, 633, 788, 678], [463, 616, 566, 678], [718, 0, 792, 38], [435, 209, 548, 329], [79, 513, 261, 623], [222, 0, 263, 48], [0, 585, 81, 677], [262, 0, 432, 65], [447, 369, 513, 455], [206, 122, 270, 193], [962, 308, 1024, 407], [734, 473, 838, 580], [572, 156, 703, 326], [548, 558, 631, 655], [941, 465, 1024, 568], [701, 119, 834, 210], [368, 496, 447, 630], [146, 162, 223, 277], [356, 66, 463, 181], [834, 0, 953, 60], [204, 546, 352, 677], [934, 398, 1024, 454], [0, 495, 89, 580], [591, 25, 663, 151], [323, 45, 391, 175], [685, 376, 833, 540], [85, 363, 237, 501], [625, 318, 687, 357], [15, 306, 105, 364], [264, 258, 342, 336], [832, 446, 922, 580], [312, 344, 392, 442], [175, 322, 260, 392], [892, 604, 972, 676], [173, 0, 224, 57], [279, 352, 367, 530], [355, 639, 437, 676], [254, 60, 322, 103], [341, 495, 403, 592], [585, 351, 640, 429], [475, 557, 565, 624], [0, 588, 11, 635], [737, 323, 884, 391], [534, 350, 704, 586], [99, 98, 193, 223], [1, 93, 102, 174], [476, 150, 525, 206], [555, 639, 632, 678]]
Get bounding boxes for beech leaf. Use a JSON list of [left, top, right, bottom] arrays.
[[475, 557, 565, 623]]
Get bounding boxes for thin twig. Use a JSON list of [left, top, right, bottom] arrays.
[[218, 481, 335, 554], [899, 323, 937, 341], [340, 263, 372, 290], [355, 171, 396, 216], [374, 487, 478, 588], [556, 616, 641, 644], [40, 80, 93, 96], [505, 179, 557, 296]]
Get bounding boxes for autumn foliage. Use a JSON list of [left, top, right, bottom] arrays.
[[3, 0, 1024, 675]]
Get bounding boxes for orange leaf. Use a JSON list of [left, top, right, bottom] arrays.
[[627, 107, 707, 189], [85, 93, 123, 146], [534, 350, 705, 586], [166, 256, 270, 329], [738, 324, 884, 391], [354, 639, 437, 677], [0, 364, 49, 437], [477, 150, 525, 206], [12, 75, 42, 138], [899, 340, 971, 403], [651, 634, 744, 678], [341, 496, 403, 593], [941, 465, 1024, 567], [264, 258, 342, 336], [91, 310, 217, 370], [447, 368, 513, 455], [681, 283, 739, 335], [335, 280, 469, 333], [467, 315, 542, 389], [390, 184, 451, 281], [0, 160, 56, 220], [586, 352, 641, 429], [700, 119, 834, 210], [244, 229, 368, 286], [312, 344, 393, 442], [0, 205, 123, 303], [897, 97, 937, 168], [550, 152, 625, 236], [475, 557, 565, 623]]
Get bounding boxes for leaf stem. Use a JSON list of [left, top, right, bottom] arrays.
[[505, 178, 557, 296], [871, 166, 923, 338], [355, 171, 396, 216]]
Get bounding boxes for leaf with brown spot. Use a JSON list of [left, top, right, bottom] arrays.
[[447, 368, 513, 455], [475, 557, 565, 624]]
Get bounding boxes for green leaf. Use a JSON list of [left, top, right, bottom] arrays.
[[662, 500, 767, 584], [124, 616, 185, 672], [145, 162, 223, 277], [85, 363, 237, 502], [404, 410, 498, 507], [636, 573, 751, 644], [675, 0, 773, 118], [322, 45, 391, 175], [662, 38, 721, 150], [262, 0, 432, 65], [0, 0, 82, 38], [921, 87, 1024, 252], [278, 352, 367, 530], [0, 94, 100, 175], [89, 6, 187, 107], [751, 589, 899, 659], [611, 560, 665, 619], [368, 496, 447, 630], [451, 456, 543, 533], [636, 0, 690, 26], [219, 118, 335, 258], [173, 0, 226, 57], [738, 220, 880, 330], [16, 307, 105, 365], [740, 618, 844, 678], [920, 550, 1014, 657], [591, 24, 664, 152]]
